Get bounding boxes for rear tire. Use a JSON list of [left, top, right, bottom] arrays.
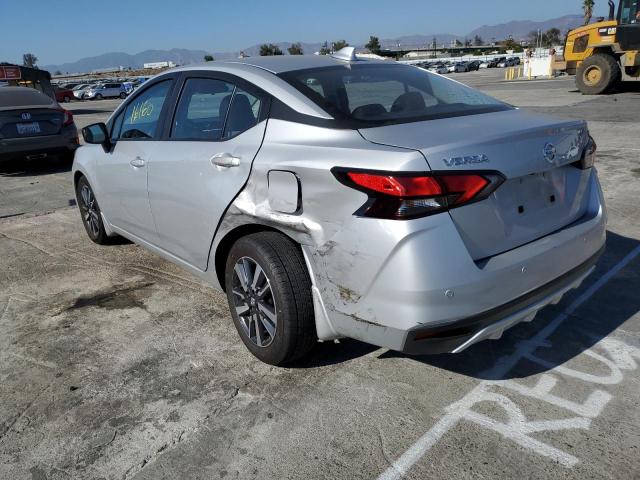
[[95, 94, 103, 100], [576, 53, 620, 95], [76, 176, 109, 245], [224, 232, 316, 366], [63, 96, 71, 103]]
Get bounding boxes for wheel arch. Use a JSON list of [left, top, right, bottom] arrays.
[[591, 46, 619, 58], [213, 222, 304, 292], [73, 169, 85, 189]]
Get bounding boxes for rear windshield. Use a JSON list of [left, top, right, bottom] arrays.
[[279, 63, 511, 126], [0, 88, 53, 108]]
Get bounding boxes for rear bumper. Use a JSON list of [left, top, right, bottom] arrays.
[[0, 126, 78, 160], [401, 245, 602, 354]]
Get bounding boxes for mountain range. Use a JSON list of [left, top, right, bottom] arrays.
[[42, 14, 583, 74]]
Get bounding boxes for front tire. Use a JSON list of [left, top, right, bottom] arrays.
[[576, 53, 620, 95], [63, 96, 71, 103], [76, 176, 109, 245], [119, 92, 127, 99], [95, 93, 103, 100], [225, 232, 316, 366]]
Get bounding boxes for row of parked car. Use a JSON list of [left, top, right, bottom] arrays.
[[415, 56, 522, 75], [52, 78, 149, 102]]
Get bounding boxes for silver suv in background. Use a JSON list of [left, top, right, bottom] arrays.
[[83, 82, 128, 100]]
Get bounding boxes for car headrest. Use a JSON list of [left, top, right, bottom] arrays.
[[351, 103, 387, 119], [391, 91, 427, 113]]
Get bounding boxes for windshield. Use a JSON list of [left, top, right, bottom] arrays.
[[280, 63, 510, 126], [0, 88, 53, 107]]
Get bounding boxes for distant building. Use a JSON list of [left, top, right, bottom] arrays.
[[143, 61, 177, 69], [91, 66, 125, 74]]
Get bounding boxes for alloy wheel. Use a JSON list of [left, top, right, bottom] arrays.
[[79, 184, 100, 238], [231, 256, 277, 347]]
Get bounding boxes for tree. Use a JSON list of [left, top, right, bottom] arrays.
[[474, 35, 483, 46], [464, 38, 472, 47], [259, 44, 283, 56], [259, 44, 271, 56], [319, 41, 331, 55], [203, 55, 214, 62], [288, 43, 303, 55], [543, 28, 562, 47], [54, 70, 62, 76], [22, 53, 38, 68], [454, 39, 463, 47], [583, 0, 595, 25], [332, 40, 349, 51], [503, 39, 524, 53], [365, 36, 381, 54]]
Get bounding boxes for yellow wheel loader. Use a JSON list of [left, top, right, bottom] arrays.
[[564, 0, 640, 94]]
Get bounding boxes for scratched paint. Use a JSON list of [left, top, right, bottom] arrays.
[[377, 244, 640, 480]]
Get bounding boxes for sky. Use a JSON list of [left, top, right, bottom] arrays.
[[0, 0, 611, 66]]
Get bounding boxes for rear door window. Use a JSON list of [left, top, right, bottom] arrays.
[[119, 80, 172, 140], [171, 78, 235, 141], [222, 88, 263, 139]]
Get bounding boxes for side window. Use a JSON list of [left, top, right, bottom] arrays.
[[304, 77, 324, 96], [620, 0, 638, 23], [222, 88, 262, 139], [171, 78, 235, 141], [119, 80, 172, 140]]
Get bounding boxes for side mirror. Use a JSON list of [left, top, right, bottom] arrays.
[[82, 123, 111, 153]]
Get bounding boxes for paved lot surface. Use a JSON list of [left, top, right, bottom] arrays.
[[1, 69, 639, 480]]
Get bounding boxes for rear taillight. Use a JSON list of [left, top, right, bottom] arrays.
[[58, 109, 74, 126], [577, 136, 596, 169], [332, 168, 505, 220]]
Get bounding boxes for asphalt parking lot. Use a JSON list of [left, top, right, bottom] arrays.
[[1, 68, 639, 480]]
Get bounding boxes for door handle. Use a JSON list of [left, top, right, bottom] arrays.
[[211, 153, 240, 168], [130, 157, 146, 168]]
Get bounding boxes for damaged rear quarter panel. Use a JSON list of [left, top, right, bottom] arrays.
[[209, 119, 430, 340]]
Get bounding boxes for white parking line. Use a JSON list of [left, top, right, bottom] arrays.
[[377, 244, 640, 480]]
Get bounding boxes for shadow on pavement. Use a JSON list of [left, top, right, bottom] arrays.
[[0, 156, 73, 177], [66, 108, 113, 115]]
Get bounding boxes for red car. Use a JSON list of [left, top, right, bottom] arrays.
[[54, 87, 74, 103]]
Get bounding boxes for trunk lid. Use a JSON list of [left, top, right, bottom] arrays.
[[0, 107, 65, 139], [359, 109, 592, 260]]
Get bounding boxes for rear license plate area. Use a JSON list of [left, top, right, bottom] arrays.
[[17, 122, 41, 135], [506, 171, 563, 217]]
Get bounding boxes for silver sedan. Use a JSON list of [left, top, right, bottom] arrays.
[[73, 48, 606, 365]]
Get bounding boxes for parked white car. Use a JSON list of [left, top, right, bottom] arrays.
[[428, 64, 449, 74]]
